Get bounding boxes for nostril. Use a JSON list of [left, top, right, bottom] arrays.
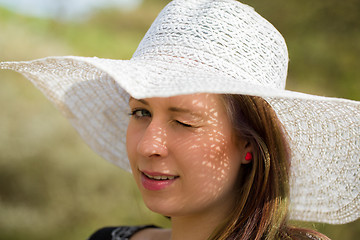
[[150, 153, 162, 157]]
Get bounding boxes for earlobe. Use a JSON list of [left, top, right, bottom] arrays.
[[241, 141, 253, 164], [245, 152, 253, 161], [241, 152, 253, 164]]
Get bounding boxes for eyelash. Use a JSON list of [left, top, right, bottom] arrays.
[[129, 109, 151, 119], [174, 120, 194, 128], [129, 109, 195, 128]]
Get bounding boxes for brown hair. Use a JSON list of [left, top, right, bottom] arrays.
[[208, 94, 331, 240]]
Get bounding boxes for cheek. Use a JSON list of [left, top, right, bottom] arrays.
[[126, 122, 141, 171], [175, 130, 241, 193]]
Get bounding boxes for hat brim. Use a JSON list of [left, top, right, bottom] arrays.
[[1, 56, 359, 224]]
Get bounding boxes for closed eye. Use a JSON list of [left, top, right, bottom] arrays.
[[175, 120, 195, 128]]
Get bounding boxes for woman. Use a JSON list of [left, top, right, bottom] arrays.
[[1, 0, 359, 239], [122, 93, 327, 240]]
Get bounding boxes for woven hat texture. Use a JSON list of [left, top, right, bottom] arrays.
[[1, 0, 359, 224]]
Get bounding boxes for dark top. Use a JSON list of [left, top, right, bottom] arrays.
[[88, 225, 159, 240]]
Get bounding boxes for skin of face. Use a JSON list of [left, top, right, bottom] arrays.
[[126, 93, 249, 219]]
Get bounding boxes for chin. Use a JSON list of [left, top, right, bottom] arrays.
[[142, 196, 184, 217], [144, 200, 175, 216]]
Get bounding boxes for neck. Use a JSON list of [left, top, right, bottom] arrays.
[[170, 204, 232, 240]]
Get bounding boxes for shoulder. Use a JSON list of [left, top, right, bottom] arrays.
[[87, 225, 161, 240]]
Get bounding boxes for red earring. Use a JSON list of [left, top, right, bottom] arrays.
[[245, 152, 253, 161]]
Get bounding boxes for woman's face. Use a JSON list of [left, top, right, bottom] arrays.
[[126, 93, 248, 217]]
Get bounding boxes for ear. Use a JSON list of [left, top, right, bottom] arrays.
[[240, 141, 253, 164]]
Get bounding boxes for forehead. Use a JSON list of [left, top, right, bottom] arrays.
[[130, 93, 224, 110]]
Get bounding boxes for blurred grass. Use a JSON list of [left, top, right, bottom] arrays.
[[0, 0, 359, 239]]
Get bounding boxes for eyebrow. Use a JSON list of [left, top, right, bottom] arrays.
[[129, 97, 149, 105], [129, 97, 202, 117]]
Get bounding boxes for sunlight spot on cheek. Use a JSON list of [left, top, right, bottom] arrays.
[[207, 120, 218, 126], [205, 170, 228, 187], [195, 157, 233, 199], [202, 160, 220, 171], [213, 130, 225, 138], [189, 144, 200, 150], [197, 172, 208, 178], [194, 174, 230, 198], [205, 161, 214, 168]]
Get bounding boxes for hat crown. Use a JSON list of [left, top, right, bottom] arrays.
[[132, 0, 289, 90]]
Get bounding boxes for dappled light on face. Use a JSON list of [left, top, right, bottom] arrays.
[[171, 94, 242, 216], [137, 124, 168, 157], [126, 93, 243, 218]]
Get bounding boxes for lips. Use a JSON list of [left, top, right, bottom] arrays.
[[140, 171, 179, 191]]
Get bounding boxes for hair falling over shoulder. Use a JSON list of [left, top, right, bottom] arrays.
[[208, 94, 331, 240]]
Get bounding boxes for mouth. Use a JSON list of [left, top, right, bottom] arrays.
[[140, 171, 179, 191], [142, 172, 179, 181]]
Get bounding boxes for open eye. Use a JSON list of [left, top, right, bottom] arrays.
[[129, 109, 151, 119]]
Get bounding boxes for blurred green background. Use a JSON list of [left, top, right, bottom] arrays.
[[0, 0, 359, 239]]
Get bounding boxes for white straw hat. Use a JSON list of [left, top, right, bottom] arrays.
[[1, 0, 359, 225]]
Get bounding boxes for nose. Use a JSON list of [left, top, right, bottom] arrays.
[[137, 121, 168, 158]]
